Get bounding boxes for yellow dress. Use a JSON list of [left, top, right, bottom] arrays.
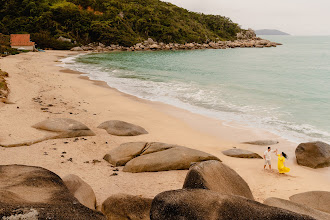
[[277, 154, 290, 173]]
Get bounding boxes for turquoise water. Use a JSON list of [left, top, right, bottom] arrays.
[[61, 36, 330, 143]]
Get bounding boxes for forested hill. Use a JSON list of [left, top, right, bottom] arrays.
[[0, 0, 242, 47]]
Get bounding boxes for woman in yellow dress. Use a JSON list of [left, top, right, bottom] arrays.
[[276, 150, 290, 174]]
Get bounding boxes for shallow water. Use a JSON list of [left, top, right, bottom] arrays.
[[60, 36, 330, 143]]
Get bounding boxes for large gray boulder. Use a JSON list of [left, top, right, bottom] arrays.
[[104, 142, 220, 172], [295, 142, 330, 168], [103, 142, 147, 166], [97, 120, 148, 136], [243, 140, 279, 146], [62, 174, 96, 210], [122, 143, 220, 173], [32, 118, 95, 138], [183, 160, 254, 200], [222, 149, 262, 159], [150, 189, 314, 220], [0, 165, 105, 219], [101, 194, 152, 220], [264, 197, 330, 220], [289, 191, 330, 214]]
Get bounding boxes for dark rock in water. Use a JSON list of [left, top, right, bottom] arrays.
[[295, 142, 330, 168], [101, 194, 152, 220], [104, 142, 221, 173], [98, 120, 148, 136], [150, 189, 314, 220], [183, 160, 254, 200], [0, 165, 105, 219], [222, 149, 262, 159], [62, 174, 96, 210], [243, 140, 279, 146], [264, 197, 330, 220], [32, 118, 96, 138], [122, 143, 221, 173], [289, 191, 330, 214]]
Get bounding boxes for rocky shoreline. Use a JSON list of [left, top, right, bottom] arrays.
[[71, 29, 282, 52], [71, 38, 282, 52]]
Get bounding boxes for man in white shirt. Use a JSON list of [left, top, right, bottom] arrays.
[[264, 147, 276, 169]]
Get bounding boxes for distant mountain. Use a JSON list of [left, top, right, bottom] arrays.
[[255, 29, 290, 35]]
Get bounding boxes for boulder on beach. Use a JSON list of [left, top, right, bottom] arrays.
[[70, 46, 84, 51], [104, 142, 220, 172], [289, 191, 330, 214], [0, 165, 105, 219], [123, 143, 221, 173], [264, 197, 330, 220], [183, 160, 254, 199], [101, 194, 152, 220], [243, 140, 279, 146], [62, 174, 96, 210], [103, 142, 147, 166], [150, 189, 314, 220], [97, 120, 148, 136], [295, 141, 330, 168], [32, 118, 95, 138], [222, 149, 262, 159]]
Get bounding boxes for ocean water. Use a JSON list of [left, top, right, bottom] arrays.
[[60, 36, 330, 143]]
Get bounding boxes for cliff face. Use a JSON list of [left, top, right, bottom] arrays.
[[0, 0, 243, 48]]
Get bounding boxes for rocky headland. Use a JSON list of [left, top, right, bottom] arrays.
[[71, 29, 282, 52]]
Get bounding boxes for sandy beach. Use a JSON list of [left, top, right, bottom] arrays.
[[0, 50, 329, 208]]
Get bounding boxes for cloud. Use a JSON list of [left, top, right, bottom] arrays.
[[164, 0, 330, 35]]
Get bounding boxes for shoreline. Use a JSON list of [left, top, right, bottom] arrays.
[[60, 51, 318, 145], [0, 50, 329, 207]]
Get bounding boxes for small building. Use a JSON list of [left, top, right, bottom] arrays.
[[10, 34, 35, 51]]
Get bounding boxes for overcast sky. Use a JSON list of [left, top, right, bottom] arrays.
[[164, 0, 330, 36]]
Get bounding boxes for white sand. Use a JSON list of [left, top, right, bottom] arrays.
[[0, 51, 329, 208]]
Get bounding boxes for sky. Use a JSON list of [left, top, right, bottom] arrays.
[[164, 0, 330, 36]]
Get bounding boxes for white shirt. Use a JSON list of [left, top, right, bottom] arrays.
[[264, 150, 274, 160]]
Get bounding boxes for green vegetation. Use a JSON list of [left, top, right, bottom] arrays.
[[0, 0, 242, 48], [0, 33, 19, 56]]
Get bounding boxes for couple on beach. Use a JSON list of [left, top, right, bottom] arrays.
[[264, 147, 290, 174]]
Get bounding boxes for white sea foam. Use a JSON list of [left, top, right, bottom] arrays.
[[59, 41, 330, 144]]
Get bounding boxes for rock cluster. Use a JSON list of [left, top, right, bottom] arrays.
[[71, 37, 281, 52], [103, 142, 221, 173], [150, 189, 314, 220], [0, 165, 105, 219]]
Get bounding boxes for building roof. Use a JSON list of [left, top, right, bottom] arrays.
[[10, 34, 35, 46]]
